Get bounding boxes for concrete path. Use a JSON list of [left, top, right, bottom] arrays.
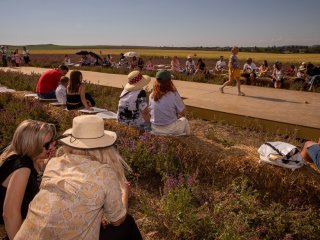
[[1, 67, 319, 139]]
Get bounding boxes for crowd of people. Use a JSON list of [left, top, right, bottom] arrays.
[[0, 46, 30, 67], [2, 45, 319, 91], [1, 46, 320, 239]]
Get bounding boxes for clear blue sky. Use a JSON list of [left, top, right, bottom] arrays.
[[1, 0, 320, 47]]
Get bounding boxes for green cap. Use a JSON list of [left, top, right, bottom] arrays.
[[156, 70, 171, 82]]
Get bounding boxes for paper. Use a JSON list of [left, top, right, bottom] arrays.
[[50, 102, 66, 106], [24, 93, 37, 97], [96, 111, 117, 119], [78, 107, 108, 114]]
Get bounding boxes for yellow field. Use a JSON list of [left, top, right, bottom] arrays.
[[31, 49, 320, 64]]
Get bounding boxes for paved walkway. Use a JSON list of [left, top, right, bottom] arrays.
[[2, 67, 320, 139]]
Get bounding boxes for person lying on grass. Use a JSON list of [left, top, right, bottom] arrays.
[[300, 138, 320, 170]]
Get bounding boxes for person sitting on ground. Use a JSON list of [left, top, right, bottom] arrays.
[[271, 61, 284, 88], [117, 70, 151, 131], [63, 54, 73, 66], [241, 57, 257, 84], [145, 58, 154, 71], [215, 56, 227, 73], [185, 55, 196, 75], [0, 120, 57, 239], [195, 58, 207, 75], [171, 56, 181, 74], [130, 56, 138, 70], [297, 62, 307, 79], [258, 60, 269, 77], [149, 70, 190, 136], [137, 57, 144, 70], [22, 47, 30, 65], [306, 63, 320, 91], [15, 115, 143, 240], [107, 54, 115, 67], [285, 64, 297, 77], [55, 76, 69, 104], [66, 70, 95, 110], [300, 138, 320, 170], [119, 53, 129, 68], [36, 65, 69, 99]]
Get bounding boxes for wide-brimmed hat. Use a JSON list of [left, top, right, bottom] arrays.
[[59, 115, 117, 149], [187, 55, 192, 59], [124, 70, 151, 92]]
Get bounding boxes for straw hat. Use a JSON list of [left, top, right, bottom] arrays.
[[124, 70, 151, 92], [60, 115, 116, 149]]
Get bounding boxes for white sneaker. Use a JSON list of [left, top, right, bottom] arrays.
[[238, 91, 245, 96]]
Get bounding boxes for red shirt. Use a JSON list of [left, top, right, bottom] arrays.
[[36, 69, 62, 94]]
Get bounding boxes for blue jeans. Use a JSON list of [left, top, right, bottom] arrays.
[[307, 144, 320, 169], [309, 75, 320, 89], [37, 91, 56, 99]]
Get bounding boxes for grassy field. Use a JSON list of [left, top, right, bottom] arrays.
[[25, 48, 320, 64], [1, 70, 320, 239]]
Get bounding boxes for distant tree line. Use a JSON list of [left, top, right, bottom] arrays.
[[159, 45, 320, 53], [3, 44, 320, 53]]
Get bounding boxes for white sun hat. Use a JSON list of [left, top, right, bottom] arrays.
[[59, 115, 116, 149]]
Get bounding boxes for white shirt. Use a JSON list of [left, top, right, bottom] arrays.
[[55, 84, 67, 104], [243, 63, 257, 73], [215, 60, 226, 70]]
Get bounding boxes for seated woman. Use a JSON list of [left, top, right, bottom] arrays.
[[300, 138, 320, 170], [145, 58, 154, 71], [271, 61, 284, 88], [0, 120, 57, 239], [285, 64, 297, 77], [66, 70, 95, 110], [64, 54, 73, 66], [15, 115, 142, 240], [117, 70, 151, 131], [171, 56, 181, 74], [195, 58, 207, 75], [149, 70, 190, 136], [130, 56, 138, 70], [258, 60, 269, 77]]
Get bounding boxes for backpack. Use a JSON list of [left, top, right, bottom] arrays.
[[257, 141, 305, 170]]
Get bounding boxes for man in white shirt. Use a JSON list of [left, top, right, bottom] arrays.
[[185, 56, 196, 75], [215, 56, 227, 73], [241, 58, 257, 84]]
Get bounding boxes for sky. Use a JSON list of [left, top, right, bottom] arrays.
[[1, 0, 320, 47]]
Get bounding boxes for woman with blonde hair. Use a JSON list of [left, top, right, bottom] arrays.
[[15, 115, 142, 240], [149, 70, 190, 136], [0, 120, 57, 239], [66, 70, 95, 110]]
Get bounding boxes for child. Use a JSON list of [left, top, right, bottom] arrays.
[[55, 76, 69, 104], [219, 46, 245, 96]]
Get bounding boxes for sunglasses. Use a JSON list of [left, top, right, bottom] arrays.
[[43, 134, 70, 150]]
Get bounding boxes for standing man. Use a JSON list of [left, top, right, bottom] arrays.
[[36, 65, 69, 99], [22, 46, 31, 64], [0, 46, 7, 67]]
